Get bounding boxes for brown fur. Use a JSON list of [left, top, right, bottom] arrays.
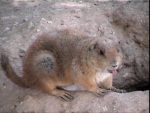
[[1, 29, 123, 101]]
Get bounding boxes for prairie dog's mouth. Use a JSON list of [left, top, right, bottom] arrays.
[[107, 69, 118, 76], [107, 61, 121, 76]]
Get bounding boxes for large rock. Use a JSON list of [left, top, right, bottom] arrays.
[[16, 91, 149, 113], [109, 0, 149, 91]]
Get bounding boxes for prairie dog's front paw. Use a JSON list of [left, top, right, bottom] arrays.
[[95, 88, 110, 96]]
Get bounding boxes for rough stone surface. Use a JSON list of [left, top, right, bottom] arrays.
[[110, 0, 149, 90], [15, 91, 149, 113], [0, 0, 149, 112]]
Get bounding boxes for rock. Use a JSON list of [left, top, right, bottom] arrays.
[[16, 95, 64, 113], [110, 0, 149, 91], [15, 91, 149, 113]]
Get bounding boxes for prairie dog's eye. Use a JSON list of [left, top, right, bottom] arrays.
[[99, 49, 105, 56]]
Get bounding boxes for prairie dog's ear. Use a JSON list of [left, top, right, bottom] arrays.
[[88, 42, 106, 56]]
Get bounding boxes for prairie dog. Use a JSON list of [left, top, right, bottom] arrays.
[[1, 29, 123, 101]]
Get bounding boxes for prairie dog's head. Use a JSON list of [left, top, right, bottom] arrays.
[[87, 41, 123, 74]]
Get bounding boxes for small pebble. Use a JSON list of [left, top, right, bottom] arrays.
[[3, 83, 6, 89], [74, 15, 80, 18], [36, 29, 40, 32], [28, 22, 34, 29], [47, 20, 52, 24], [41, 18, 46, 21], [23, 18, 28, 22], [4, 27, 10, 32]]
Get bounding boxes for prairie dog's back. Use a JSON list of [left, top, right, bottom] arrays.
[[23, 30, 92, 85]]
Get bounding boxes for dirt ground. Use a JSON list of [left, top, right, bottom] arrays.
[[0, 0, 149, 113]]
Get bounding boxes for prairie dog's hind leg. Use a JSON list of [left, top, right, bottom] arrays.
[[39, 78, 74, 101], [33, 52, 74, 101], [33, 51, 57, 77]]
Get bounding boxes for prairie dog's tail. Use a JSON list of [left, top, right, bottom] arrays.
[[0, 54, 28, 88]]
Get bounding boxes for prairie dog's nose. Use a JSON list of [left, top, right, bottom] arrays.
[[111, 60, 118, 69], [112, 64, 117, 68]]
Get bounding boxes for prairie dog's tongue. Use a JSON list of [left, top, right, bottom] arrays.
[[112, 70, 117, 76]]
